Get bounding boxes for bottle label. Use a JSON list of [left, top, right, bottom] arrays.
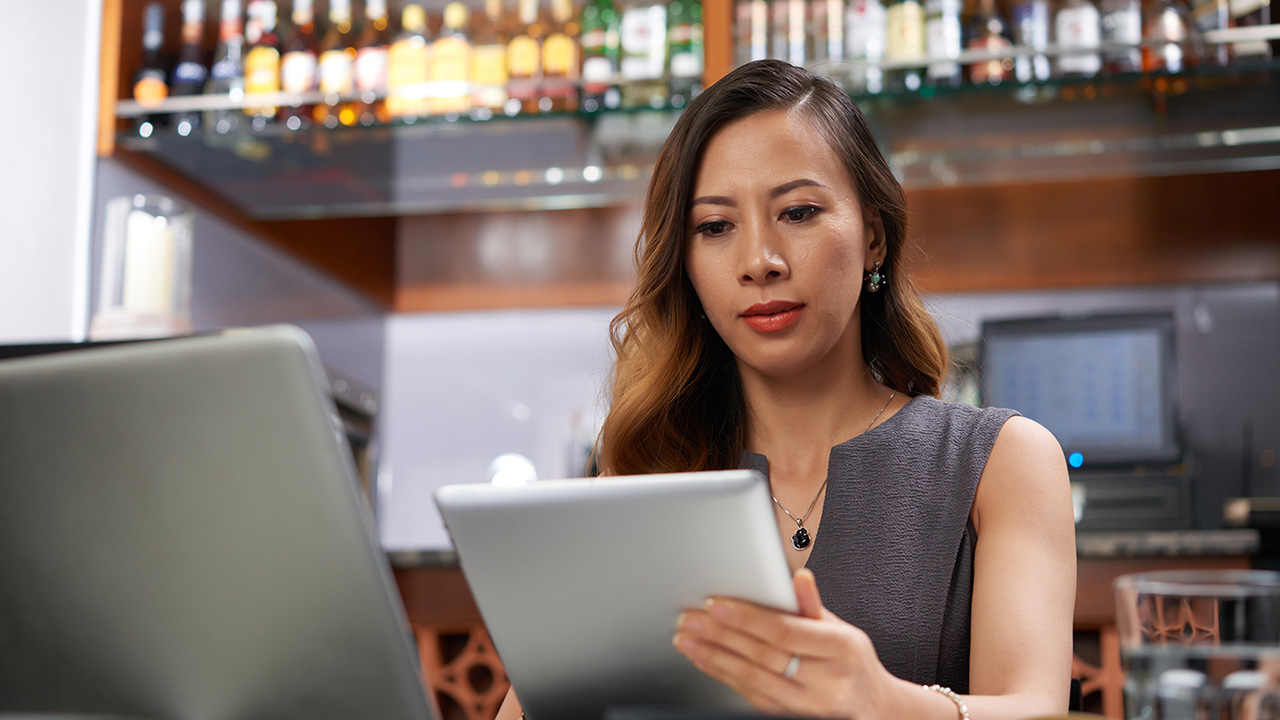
[[885, 0, 925, 60], [356, 46, 389, 92], [430, 37, 470, 83], [172, 59, 209, 88], [583, 55, 616, 88], [1100, 3, 1141, 43], [846, 0, 888, 61], [1055, 4, 1101, 74], [472, 43, 509, 86], [319, 49, 355, 94], [430, 36, 471, 112], [134, 70, 170, 108], [472, 44, 509, 107], [670, 50, 703, 78], [245, 46, 281, 95], [508, 36, 541, 77], [281, 50, 318, 93], [582, 27, 607, 52], [620, 5, 667, 79], [543, 32, 579, 76], [220, 0, 243, 41], [387, 37, 429, 116]]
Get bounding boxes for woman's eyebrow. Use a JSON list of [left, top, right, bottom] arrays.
[[770, 178, 826, 197], [691, 179, 828, 208]]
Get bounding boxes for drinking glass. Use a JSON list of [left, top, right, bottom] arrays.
[[90, 194, 194, 340], [1116, 570, 1280, 720]]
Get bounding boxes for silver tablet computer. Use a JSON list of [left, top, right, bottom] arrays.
[[434, 470, 798, 720], [0, 327, 436, 720]]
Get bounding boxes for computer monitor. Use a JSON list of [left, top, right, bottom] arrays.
[[980, 313, 1181, 469], [0, 326, 436, 720]]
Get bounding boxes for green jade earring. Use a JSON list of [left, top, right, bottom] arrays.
[[863, 261, 885, 293]]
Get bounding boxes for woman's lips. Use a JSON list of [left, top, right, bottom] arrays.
[[741, 302, 805, 333]]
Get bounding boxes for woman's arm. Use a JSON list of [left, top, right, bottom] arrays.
[[962, 414, 1077, 718], [671, 415, 1076, 720]]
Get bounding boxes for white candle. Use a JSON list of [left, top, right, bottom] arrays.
[[121, 208, 177, 316]]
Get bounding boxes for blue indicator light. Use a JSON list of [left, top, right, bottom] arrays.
[[1068, 452, 1084, 469]]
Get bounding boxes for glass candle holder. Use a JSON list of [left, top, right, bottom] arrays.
[[90, 194, 194, 340]]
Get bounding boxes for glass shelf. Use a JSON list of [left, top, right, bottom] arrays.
[[114, 53, 1280, 219], [116, 109, 679, 219]]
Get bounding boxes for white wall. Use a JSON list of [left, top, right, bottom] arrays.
[[379, 308, 619, 550], [0, 0, 102, 342]]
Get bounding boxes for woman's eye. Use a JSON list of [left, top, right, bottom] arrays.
[[695, 220, 732, 237], [781, 205, 818, 222]]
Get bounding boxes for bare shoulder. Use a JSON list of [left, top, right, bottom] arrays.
[[972, 415, 1072, 535]]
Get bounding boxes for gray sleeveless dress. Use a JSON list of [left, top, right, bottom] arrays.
[[741, 395, 1019, 693]]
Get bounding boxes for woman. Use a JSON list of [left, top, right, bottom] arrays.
[[499, 59, 1076, 720]]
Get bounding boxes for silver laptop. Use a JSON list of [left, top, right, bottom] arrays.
[[0, 326, 437, 720], [435, 470, 798, 720]]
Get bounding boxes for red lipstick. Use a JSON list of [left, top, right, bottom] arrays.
[[740, 301, 805, 333]]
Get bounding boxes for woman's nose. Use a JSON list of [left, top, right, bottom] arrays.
[[738, 225, 789, 285]]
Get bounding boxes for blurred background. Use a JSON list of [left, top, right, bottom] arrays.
[[1, 0, 1276, 716]]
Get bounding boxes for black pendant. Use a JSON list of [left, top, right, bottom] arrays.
[[791, 526, 811, 550]]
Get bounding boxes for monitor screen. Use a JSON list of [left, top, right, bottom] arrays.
[[980, 313, 1180, 468]]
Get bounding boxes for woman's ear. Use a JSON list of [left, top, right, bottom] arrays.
[[864, 206, 887, 267]]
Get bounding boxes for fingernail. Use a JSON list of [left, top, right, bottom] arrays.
[[706, 598, 730, 620], [678, 612, 705, 633], [673, 632, 696, 652]]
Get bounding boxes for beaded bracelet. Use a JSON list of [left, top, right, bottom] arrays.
[[923, 684, 971, 720]]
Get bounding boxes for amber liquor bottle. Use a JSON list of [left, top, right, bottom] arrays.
[[316, 0, 358, 128], [280, 0, 319, 130], [133, 2, 169, 135], [541, 0, 581, 112], [355, 0, 393, 125]]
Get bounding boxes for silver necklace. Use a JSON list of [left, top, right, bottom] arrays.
[[771, 390, 897, 551]]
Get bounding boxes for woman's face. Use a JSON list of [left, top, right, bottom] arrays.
[[684, 108, 885, 380]]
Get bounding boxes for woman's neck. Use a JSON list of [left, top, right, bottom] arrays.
[[739, 350, 888, 474]]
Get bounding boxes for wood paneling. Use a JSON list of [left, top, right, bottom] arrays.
[[395, 205, 640, 312], [906, 170, 1280, 293]]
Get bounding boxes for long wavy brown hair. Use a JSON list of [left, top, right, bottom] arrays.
[[597, 60, 948, 476]]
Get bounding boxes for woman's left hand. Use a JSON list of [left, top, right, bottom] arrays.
[[672, 568, 903, 720]]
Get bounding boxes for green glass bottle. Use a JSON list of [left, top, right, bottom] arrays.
[[667, 0, 703, 107], [581, 0, 622, 110]]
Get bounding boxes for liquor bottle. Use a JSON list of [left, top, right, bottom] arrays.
[[1142, 0, 1191, 72], [619, 0, 668, 107], [735, 0, 770, 65], [355, 0, 392, 125], [924, 0, 963, 87], [243, 0, 281, 124], [508, 0, 545, 114], [846, 0, 887, 93], [387, 4, 432, 120], [205, 0, 246, 134], [581, 0, 622, 110], [316, 0, 357, 128], [280, 0, 319, 130], [810, 0, 846, 67], [133, 2, 169, 136], [885, 0, 926, 91], [966, 0, 1014, 84], [1189, 0, 1231, 65], [1010, 0, 1050, 81], [430, 2, 473, 115], [1098, 0, 1143, 73], [771, 0, 809, 61], [1054, 0, 1102, 77], [541, 0, 581, 112], [472, 0, 512, 116], [667, 0, 704, 107], [171, 0, 209, 136]]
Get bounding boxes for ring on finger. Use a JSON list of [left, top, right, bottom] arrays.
[[782, 653, 801, 680]]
